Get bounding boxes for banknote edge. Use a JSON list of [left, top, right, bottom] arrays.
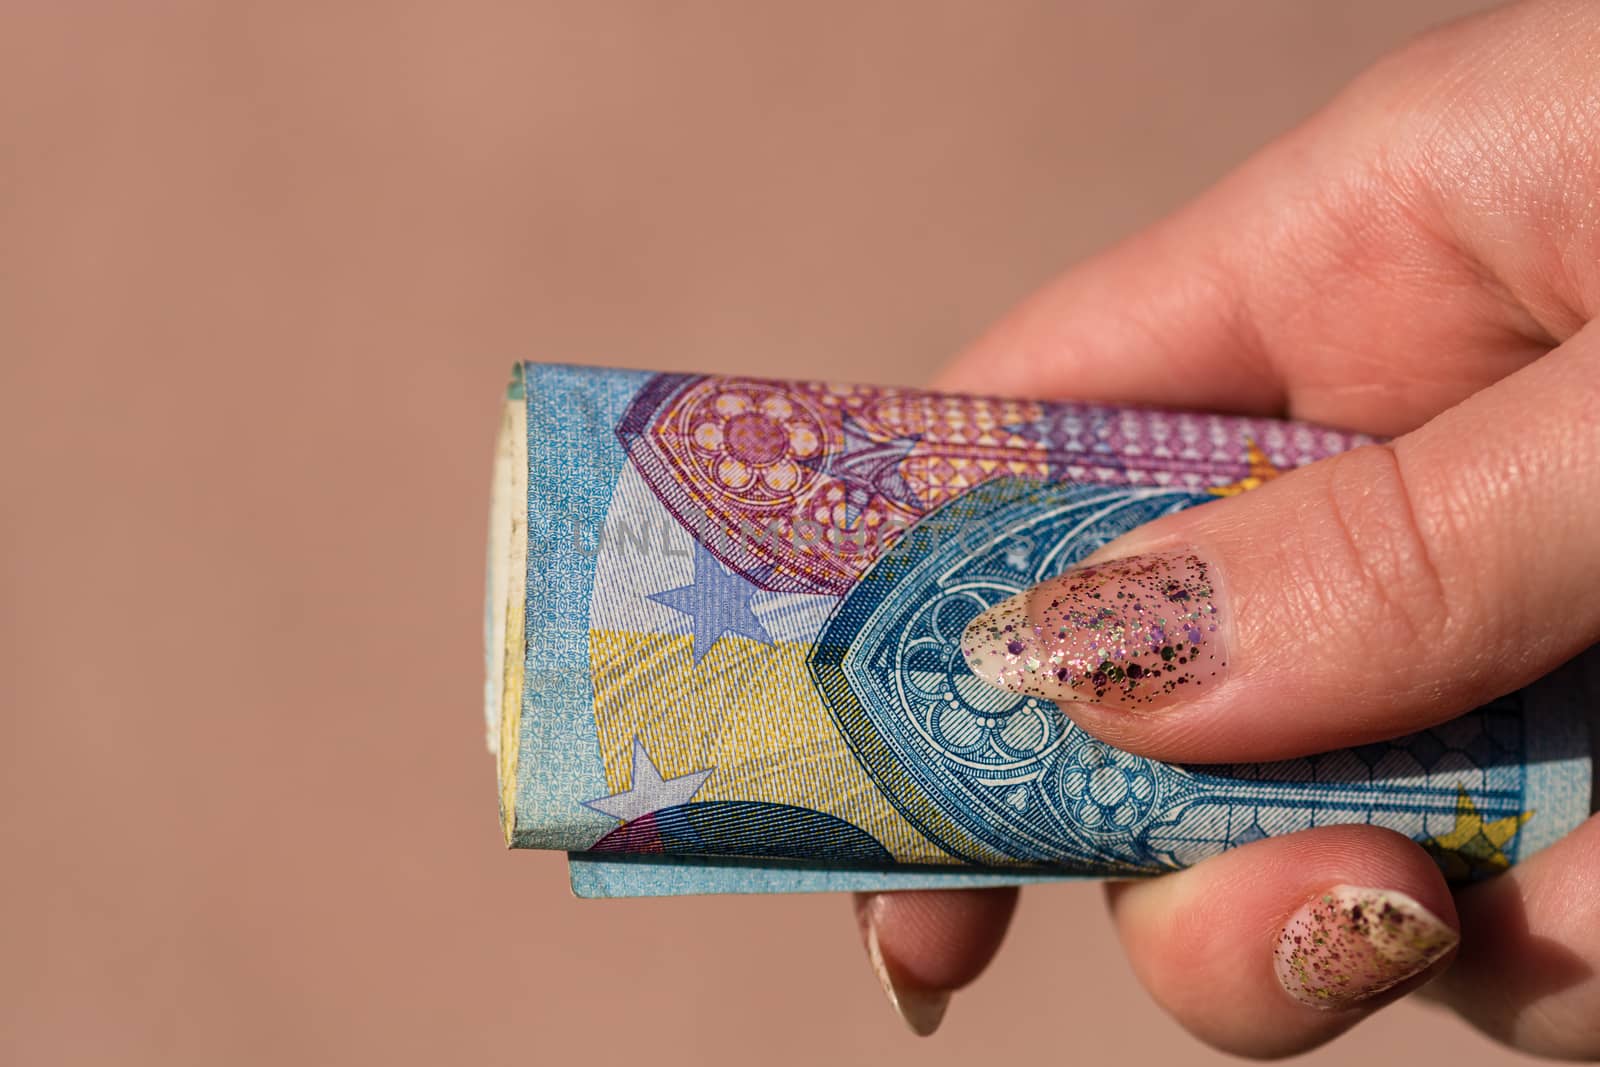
[[511, 364, 659, 850], [490, 372, 529, 843], [564, 851, 1101, 898], [1519, 644, 1599, 859]]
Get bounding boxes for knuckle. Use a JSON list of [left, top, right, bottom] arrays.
[[1309, 444, 1460, 653]]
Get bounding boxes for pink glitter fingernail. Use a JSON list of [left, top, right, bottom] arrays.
[[960, 551, 1226, 709], [1274, 885, 1457, 1009]]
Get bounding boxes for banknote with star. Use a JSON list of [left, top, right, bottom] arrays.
[[485, 364, 1594, 898]]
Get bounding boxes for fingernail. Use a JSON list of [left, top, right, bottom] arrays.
[[1274, 885, 1458, 1009], [960, 550, 1226, 709], [862, 903, 950, 1036]]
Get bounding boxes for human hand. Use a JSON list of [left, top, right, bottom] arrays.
[[856, 1, 1600, 1056]]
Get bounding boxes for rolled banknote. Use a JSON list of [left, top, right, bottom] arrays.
[[487, 363, 1596, 898]]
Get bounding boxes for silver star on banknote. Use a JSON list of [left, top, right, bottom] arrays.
[[582, 738, 713, 823]]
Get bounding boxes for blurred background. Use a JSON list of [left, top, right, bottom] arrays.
[[3, 2, 1542, 1064]]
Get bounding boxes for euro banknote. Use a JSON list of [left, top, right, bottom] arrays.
[[486, 363, 1595, 898]]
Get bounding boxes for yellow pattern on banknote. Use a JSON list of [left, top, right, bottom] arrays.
[[588, 628, 959, 864]]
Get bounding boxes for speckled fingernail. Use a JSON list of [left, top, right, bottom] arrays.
[[960, 550, 1226, 709], [1274, 886, 1457, 1009]]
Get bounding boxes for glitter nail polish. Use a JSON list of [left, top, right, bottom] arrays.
[[1274, 885, 1457, 1009], [959, 550, 1226, 709]]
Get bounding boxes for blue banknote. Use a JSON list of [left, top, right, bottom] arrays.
[[485, 363, 1594, 898]]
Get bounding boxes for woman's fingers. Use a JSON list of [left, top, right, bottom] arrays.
[[945, 3, 1600, 763], [931, 197, 1286, 414], [1425, 813, 1600, 1059], [852, 887, 1017, 1036], [932, 93, 1546, 433], [862, 2, 1600, 1042], [960, 321, 1600, 763], [1107, 825, 1458, 1059], [937, 3, 1600, 436]]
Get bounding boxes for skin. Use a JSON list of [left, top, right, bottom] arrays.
[[854, 1, 1600, 1057]]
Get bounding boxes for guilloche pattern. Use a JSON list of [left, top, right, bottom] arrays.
[[496, 364, 1593, 896]]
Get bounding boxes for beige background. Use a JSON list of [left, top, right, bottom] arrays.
[[3, 2, 1545, 1064]]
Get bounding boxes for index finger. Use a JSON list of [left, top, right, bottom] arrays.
[[960, 322, 1600, 762]]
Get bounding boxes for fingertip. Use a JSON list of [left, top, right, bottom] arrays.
[[857, 887, 1019, 992], [1428, 813, 1600, 1057], [851, 889, 1016, 1037], [858, 896, 951, 1037], [1107, 826, 1456, 1057]]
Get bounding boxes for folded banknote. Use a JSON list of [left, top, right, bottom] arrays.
[[486, 363, 1595, 898]]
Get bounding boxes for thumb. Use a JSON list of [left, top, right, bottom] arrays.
[[960, 323, 1600, 763]]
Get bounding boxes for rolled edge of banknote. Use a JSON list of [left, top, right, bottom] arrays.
[[488, 362, 1596, 895], [486, 366, 528, 844]]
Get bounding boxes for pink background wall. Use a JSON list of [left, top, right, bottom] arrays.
[[4, 2, 1541, 1064]]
